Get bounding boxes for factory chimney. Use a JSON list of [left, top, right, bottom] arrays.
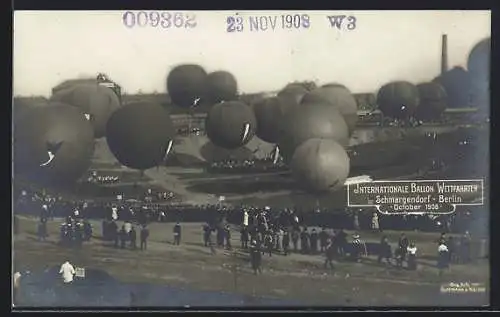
[[441, 34, 448, 75]]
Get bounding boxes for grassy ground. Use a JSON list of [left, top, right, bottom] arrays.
[[14, 216, 489, 307]]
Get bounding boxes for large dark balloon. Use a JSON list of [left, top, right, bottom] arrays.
[[433, 67, 473, 108], [13, 97, 49, 124], [13, 103, 95, 184], [468, 38, 490, 84], [468, 38, 490, 109], [291, 138, 350, 193], [205, 101, 257, 149], [51, 83, 121, 138], [277, 84, 309, 104], [301, 86, 358, 135], [415, 82, 448, 121], [253, 97, 297, 143], [106, 102, 175, 170], [167, 64, 207, 108], [277, 102, 349, 163], [205, 71, 238, 103], [376, 81, 420, 119]]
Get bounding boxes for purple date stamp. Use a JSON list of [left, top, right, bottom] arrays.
[[122, 11, 197, 29], [226, 14, 310, 32]]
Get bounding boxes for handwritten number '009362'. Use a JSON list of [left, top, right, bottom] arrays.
[[122, 11, 197, 29]]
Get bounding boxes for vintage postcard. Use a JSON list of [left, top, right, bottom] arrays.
[[12, 10, 490, 308]]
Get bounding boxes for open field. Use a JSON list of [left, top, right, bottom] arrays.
[[12, 97, 489, 307], [14, 216, 489, 307]]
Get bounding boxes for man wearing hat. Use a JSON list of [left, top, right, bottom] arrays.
[[407, 242, 418, 270], [398, 233, 409, 265], [351, 233, 367, 262], [249, 240, 262, 274], [173, 222, 182, 245], [324, 238, 336, 270], [438, 241, 449, 275], [40, 204, 49, 222], [224, 224, 232, 250]]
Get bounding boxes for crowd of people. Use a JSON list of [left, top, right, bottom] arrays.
[[193, 207, 477, 274], [207, 157, 287, 174], [176, 127, 202, 136], [59, 217, 93, 247], [14, 187, 480, 235], [86, 171, 120, 185], [14, 187, 484, 278]]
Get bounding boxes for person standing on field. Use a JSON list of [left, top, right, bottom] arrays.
[[59, 261, 76, 284], [140, 225, 149, 250], [173, 222, 182, 245], [371, 212, 380, 232]]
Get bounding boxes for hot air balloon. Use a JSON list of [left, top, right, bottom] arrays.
[[376, 81, 420, 119], [415, 82, 448, 121], [301, 85, 358, 135], [166, 64, 207, 108], [205, 71, 238, 103], [205, 101, 257, 149], [468, 38, 490, 84], [106, 102, 175, 170], [13, 103, 95, 184], [468, 38, 490, 109], [51, 83, 121, 138], [291, 138, 350, 193], [277, 102, 349, 163], [277, 84, 309, 104], [433, 67, 473, 108], [253, 96, 297, 144], [13, 97, 49, 124]]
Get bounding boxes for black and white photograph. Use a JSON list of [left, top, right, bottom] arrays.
[[12, 10, 490, 308]]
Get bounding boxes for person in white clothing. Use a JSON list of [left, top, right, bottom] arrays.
[[124, 221, 132, 234], [111, 206, 118, 221], [243, 210, 249, 227], [13, 271, 22, 289], [437, 243, 450, 274], [13, 271, 22, 305], [407, 243, 418, 270], [371, 213, 380, 232], [59, 261, 76, 284]]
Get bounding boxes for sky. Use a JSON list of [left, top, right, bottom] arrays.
[[13, 10, 490, 97]]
